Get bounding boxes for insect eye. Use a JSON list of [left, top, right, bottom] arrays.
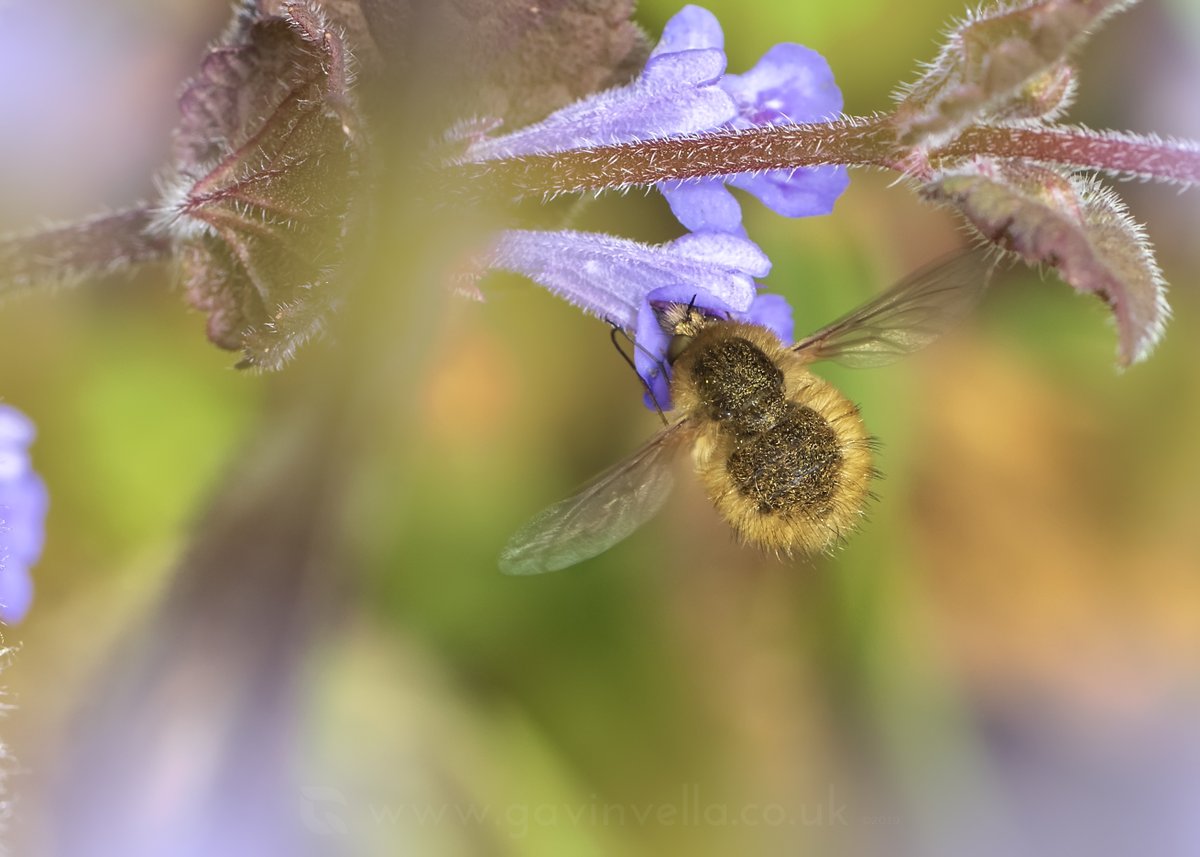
[[666, 333, 693, 364]]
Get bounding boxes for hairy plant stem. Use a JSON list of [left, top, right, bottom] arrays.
[[0, 206, 170, 298], [936, 126, 1200, 186], [456, 115, 1200, 198]]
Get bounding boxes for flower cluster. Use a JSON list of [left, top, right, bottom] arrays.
[[455, 0, 1200, 373], [0, 404, 48, 624], [3, 0, 1194, 381], [0, 0, 1196, 611], [469, 5, 846, 407]]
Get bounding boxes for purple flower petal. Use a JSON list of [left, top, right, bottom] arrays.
[[659, 179, 746, 234], [0, 404, 36, 448], [485, 229, 766, 328], [635, 289, 795, 410], [652, 24, 850, 231], [728, 165, 850, 218], [723, 43, 843, 126], [632, 308, 671, 407], [0, 473, 48, 566], [669, 231, 771, 277], [463, 48, 732, 159], [652, 4, 724, 55], [0, 563, 33, 625], [0, 404, 48, 624], [635, 286, 738, 409], [463, 8, 736, 164], [736, 292, 794, 344]]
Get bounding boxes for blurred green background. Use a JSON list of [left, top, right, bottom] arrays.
[[1, 1, 1199, 855]]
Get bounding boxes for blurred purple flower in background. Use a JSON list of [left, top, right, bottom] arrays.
[[0, 404, 48, 624]]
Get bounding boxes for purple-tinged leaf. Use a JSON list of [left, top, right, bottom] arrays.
[[989, 62, 1078, 123], [923, 159, 1167, 364], [894, 0, 1137, 148], [265, 1, 378, 65], [162, 15, 361, 370], [362, 0, 648, 129]]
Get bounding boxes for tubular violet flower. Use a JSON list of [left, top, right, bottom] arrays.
[[635, 287, 794, 409], [484, 229, 793, 409], [462, 12, 735, 162], [463, 5, 850, 235], [0, 404, 48, 623], [485, 229, 769, 327], [655, 7, 851, 233]]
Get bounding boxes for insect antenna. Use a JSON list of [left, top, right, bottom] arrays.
[[607, 321, 669, 425]]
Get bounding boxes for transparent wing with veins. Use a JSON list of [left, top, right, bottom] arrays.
[[791, 251, 996, 366], [500, 420, 695, 575]]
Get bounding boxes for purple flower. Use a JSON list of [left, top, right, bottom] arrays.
[[463, 12, 735, 161], [463, 6, 849, 233], [485, 229, 793, 409], [657, 7, 851, 233], [486, 229, 769, 325], [0, 404, 48, 624], [735, 292, 794, 343], [467, 7, 838, 409], [634, 288, 794, 409]]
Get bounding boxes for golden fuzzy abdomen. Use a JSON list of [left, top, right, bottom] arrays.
[[698, 377, 872, 552], [675, 327, 875, 554]]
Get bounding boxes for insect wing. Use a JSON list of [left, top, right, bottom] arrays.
[[791, 251, 996, 367], [499, 421, 694, 575]]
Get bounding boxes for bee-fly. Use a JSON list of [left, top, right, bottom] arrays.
[[500, 252, 993, 574]]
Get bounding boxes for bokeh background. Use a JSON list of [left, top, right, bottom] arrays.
[[1, 0, 1199, 854]]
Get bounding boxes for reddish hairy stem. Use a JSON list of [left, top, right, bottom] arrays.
[[455, 116, 901, 197], [0, 205, 172, 296], [457, 114, 1200, 198], [935, 125, 1200, 186]]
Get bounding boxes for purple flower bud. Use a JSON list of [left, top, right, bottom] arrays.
[[0, 404, 48, 624]]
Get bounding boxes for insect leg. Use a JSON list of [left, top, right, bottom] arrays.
[[607, 321, 669, 425]]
